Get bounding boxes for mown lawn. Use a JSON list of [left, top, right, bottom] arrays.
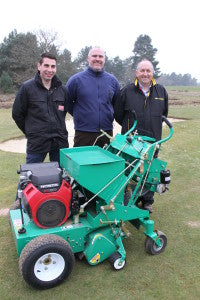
[[0, 88, 200, 299], [0, 108, 22, 142]]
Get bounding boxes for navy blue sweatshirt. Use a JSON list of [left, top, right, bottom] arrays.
[[66, 67, 120, 132]]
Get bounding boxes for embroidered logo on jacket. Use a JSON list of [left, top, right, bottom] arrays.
[[58, 105, 64, 111], [154, 97, 164, 101]]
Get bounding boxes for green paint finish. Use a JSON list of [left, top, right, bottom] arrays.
[[10, 118, 173, 286], [60, 146, 126, 203], [84, 227, 117, 265]]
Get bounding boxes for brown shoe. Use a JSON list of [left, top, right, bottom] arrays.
[[143, 203, 153, 213]]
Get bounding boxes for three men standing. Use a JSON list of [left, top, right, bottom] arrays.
[[12, 51, 168, 213]]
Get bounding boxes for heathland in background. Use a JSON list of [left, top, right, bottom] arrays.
[[0, 31, 198, 94]]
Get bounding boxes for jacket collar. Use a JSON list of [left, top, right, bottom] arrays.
[[87, 66, 105, 76], [134, 77, 157, 87], [35, 71, 62, 89]]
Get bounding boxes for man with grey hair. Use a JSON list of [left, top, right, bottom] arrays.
[[66, 46, 120, 147], [114, 59, 168, 213]]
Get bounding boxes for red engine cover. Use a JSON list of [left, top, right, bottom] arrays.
[[22, 179, 72, 228]]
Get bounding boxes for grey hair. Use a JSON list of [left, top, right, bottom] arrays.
[[88, 46, 105, 58], [136, 59, 154, 73]]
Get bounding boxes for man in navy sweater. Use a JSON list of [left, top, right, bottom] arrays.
[[66, 46, 120, 147]]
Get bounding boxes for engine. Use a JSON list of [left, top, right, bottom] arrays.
[[19, 162, 72, 228]]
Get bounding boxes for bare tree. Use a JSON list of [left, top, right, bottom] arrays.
[[35, 29, 61, 54]]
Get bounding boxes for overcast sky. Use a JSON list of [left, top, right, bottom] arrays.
[[1, 0, 199, 82]]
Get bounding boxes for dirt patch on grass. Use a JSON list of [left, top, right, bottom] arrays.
[[1, 91, 200, 109], [169, 100, 200, 106], [0, 118, 183, 153], [187, 221, 200, 228], [0, 94, 15, 109], [0, 120, 122, 152], [0, 208, 9, 216]]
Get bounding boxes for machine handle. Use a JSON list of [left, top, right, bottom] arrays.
[[131, 110, 137, 121], [124, 110, 138, 136], [149, 116, 173, 148], [162, 116, 172, 128]]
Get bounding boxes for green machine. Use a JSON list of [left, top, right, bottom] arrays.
[[10, 116, 173, 289]]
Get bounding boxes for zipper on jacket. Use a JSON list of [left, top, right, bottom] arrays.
[[144, 95, 148, 108], [144, 90, 150, 108], [47, 90, 52, 116], [97, 76, 101, 131]]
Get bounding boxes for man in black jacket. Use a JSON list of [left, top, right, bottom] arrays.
[[114, 59, 168, 213], [12, 53, 69, 164]]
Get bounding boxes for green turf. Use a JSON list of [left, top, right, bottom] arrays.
[[0, 109, 23, 142], [0, 88, 200, 299]]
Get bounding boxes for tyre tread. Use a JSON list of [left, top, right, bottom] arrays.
[[19, 234, 74, 288]]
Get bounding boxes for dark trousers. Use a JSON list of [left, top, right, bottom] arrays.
[[74, 130, 113, 148], [139, 190, 154, 205], [26, 149, 60, 164]]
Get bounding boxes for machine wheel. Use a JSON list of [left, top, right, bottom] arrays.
[[145, 231, 167, 255], [109, 252, 126, 271], [19, 234, 74, 289]]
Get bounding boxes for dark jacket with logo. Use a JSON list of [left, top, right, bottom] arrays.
[[66, 67, 120, 132], [12, 72, 69, 153], [114, 79, 168, 141]]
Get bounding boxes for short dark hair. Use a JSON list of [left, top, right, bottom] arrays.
[[39, 53, 57, 64]]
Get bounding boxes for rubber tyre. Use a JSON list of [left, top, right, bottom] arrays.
[[19, 234, 74, 289], [109, 252, 126, 271], [145, 231, 167, 255]]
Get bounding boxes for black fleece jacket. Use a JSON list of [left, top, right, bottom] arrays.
[[114, 79, 168, 141], [12, 72, 69, 153]]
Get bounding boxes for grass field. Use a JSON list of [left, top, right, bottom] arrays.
[[0, 87, 200, 299]]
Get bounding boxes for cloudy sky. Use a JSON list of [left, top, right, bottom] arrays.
[[1, 0, 199, 81]]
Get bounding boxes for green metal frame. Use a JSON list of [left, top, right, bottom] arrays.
[[10, 117, 173, 267]]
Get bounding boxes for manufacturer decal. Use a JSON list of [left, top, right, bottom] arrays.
[[13, 219, 22, 232], [58, 105, 64, 111], [90, 253, 100, 264], [92, 233, 103, 245]]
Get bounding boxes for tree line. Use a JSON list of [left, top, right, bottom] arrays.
[[0, 30, 198, 93]]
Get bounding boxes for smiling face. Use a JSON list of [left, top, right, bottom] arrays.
[[88, 47, 105, 72], [37, 57, 57, 83], [136, 60, 154, 88]]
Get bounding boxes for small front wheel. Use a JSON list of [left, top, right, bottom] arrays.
[[109, 252, 126, 270], [145, 231, 167, 255]]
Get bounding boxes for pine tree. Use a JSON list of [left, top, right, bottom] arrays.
[[132, 35, 160, 78]]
